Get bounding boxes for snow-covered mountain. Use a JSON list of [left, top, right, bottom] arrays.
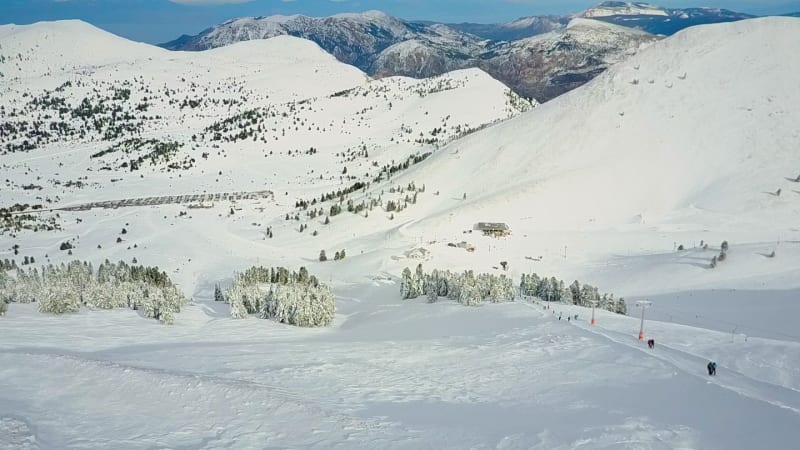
[[160, 4, 761, 101], [478, 18, 656, 105], [161, 10, 484, 71], [161, 11, 659, 102], [443, 15, 570, 42], [583, 1, 670, 17], [582, 1, 756, 35]]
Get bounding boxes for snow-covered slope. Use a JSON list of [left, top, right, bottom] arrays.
[[410, 16, 799, 223], [0, 20, 365, 99], [365, 17, 799, 292], [0, 20, 532, 289]]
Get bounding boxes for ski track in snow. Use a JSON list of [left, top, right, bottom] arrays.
[[572, 320, 800, 415]]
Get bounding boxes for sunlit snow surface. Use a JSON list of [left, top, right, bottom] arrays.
[[2, 16, 800, 449]]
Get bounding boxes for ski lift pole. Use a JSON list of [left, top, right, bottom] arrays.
[[636, 300, 652, 340], [589, 300, 598, 326]]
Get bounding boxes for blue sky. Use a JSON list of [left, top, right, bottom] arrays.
[[2, 0, 799, 44]]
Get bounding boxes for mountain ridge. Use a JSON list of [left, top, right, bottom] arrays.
[[160, 12, 662, 102]]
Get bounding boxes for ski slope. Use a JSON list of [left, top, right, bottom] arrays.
[[2, 16, 800, 450], [2, 286, 800, 449]]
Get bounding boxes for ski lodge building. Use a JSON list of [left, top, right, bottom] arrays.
[[474, 222, 510, 237]]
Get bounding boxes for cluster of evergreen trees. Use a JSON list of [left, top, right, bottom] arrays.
[[374, 152, 431, 183], [0, 260, 186, 323], [400, 264, 515, 306], [220, 266, 335, 327], [397, 266, 626, 315], [519, 273, 626, 314], [710, 240, 729, 269]]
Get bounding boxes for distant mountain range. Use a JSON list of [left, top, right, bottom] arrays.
[[161, 2, 774, 101]]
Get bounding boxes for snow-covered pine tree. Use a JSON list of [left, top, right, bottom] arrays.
[[261, 280, 335, 327], [488, 275, 514, 303], [458, 271, 481, 306], [525, 273, 541, 297], [400, 267, 415, 299], [580, 284, 595, 307], [537, 277, 552, 302], [561, 283, 574, 305], [214, 283, 225, 302], [616, 297, 627, 315], [425, 274, 438, 303], [569, 280, 581, 305], [436, 270, 449, 297], [549, 277, 561, 302], [415, 264, 425, 297], [227, 283, 251, 319]]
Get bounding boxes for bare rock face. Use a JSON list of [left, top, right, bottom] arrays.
[[478, 19, 660, 102]]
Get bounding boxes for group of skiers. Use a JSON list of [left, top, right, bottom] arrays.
[[646, 338, 717, 375], [647, 338, 717, 376], [547, 304, 719, 376]]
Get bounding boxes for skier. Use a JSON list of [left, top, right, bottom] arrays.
[[647, 339, 655, 349], [707, 361, 717, 376]]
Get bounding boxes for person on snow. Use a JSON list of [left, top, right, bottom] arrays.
[[647, 339, 655, 349], [707, 361, 717, 376]]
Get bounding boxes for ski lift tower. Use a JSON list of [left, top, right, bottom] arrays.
[[636, 300, 652, 340], [588, 300, 598, 326]]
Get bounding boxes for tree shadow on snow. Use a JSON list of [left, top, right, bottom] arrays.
[[676, 261, 713, 269]]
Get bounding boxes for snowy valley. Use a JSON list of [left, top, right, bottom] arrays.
[[1, 14, 800, 450]]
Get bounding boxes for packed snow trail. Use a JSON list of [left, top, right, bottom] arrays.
[[571, 318, 800, 415]]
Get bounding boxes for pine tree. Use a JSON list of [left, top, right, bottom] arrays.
[[214, 284, 225, 302], [415, 264, 425, 298], [537, 277, 552, 301], [616, 298, 627, 315], [562, 284, 574, 305], [425, 275, 438, 303], [459, 272, 481, 306], [400, 268, 415, 299], [570, 280, 581, 305]]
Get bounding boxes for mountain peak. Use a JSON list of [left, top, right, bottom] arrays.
[[583, 2, 668, 18]]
